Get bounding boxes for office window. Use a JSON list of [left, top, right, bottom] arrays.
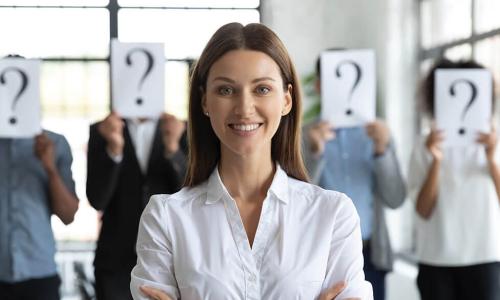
[[474, 36, 500, 91], [444, 44, 472, 61], [118, 0, 259, 8], [420, 0, 471, 48], [474, 0, 500, 34], [0, 8, 109, 58], [0, 0, 108, 5], [40, 62, 109, 119], [119, 9, 260, 59], [419, 0, 500, 93]]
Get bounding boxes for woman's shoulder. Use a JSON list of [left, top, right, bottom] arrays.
[[287, 177, 355, 211], [148, 184, 207, 208]]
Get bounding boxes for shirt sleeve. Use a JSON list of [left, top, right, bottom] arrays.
[[407, 137, 432, 204], [54, 133, 77, 196], [322, 193, 374, 300], [130, 195, 180, 300], [372, 140, 407, 209], [106, 148, 123, 163]]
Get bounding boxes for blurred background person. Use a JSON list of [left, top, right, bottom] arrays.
[[303, 51, 406, 300], [0, 130, 79, 300], [408, 59, 500, 300], [86, 111, 186, 300]]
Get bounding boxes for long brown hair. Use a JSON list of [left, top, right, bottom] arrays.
[[184, 22, 308, 187]]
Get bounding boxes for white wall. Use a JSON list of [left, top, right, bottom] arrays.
[[261, 0, 420, 252]]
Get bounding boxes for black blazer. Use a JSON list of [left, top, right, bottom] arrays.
[[86, 120, 187, 272]]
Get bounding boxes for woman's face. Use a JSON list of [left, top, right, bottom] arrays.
[[203, 49, 292, 159]]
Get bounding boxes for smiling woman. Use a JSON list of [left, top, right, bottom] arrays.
[[130, 22, 372, 300]]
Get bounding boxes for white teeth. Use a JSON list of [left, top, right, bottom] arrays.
[[232, 124, 260, 131]]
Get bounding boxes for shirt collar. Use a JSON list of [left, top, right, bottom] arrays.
[[205, 164, 289, 205]]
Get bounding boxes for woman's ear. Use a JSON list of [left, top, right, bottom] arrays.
[[282, 84, 293, 116]]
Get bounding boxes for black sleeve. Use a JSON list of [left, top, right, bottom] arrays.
[[159, 130, 188, 193], [86, 123, 122, 211]]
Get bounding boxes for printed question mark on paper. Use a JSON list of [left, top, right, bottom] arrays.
[[335, 60, 362, 116], [0, 67, 28, 125], [125, 48, 154, 106], [449, 79, 477, 135]]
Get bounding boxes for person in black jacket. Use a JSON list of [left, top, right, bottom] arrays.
[[86, 111, 187, 300]]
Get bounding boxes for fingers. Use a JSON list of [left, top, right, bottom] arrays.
[[161, 114, 186, 136], [98, 112, 125, 152], [366, 120, 389, 137], [429, 129, 444, 141], [476, 132, 489, 143], [426, 132, 443, 150], [319, 281, 346, 300], [139, 286, 172, 300], [476, 131, 496, 148], [310, 121, 335, 141], [316, 121, 334, 131], [34, 133, 52, 153], [105, 112, 124, 132]]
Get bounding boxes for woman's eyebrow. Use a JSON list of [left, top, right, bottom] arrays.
[[211, 76, 235, 83], [252, 77, 276, 83]]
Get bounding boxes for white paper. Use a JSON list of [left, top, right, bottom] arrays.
[[320, 49, 376, 128], [435, 69, 492, 147], [0, 59, 41, 138], [111, 40, 165, 118]]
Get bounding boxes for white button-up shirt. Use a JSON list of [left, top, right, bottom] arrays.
[[131, 166, 373, 299]]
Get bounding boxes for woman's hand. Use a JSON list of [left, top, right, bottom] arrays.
[[139, 286, 172, 300], [477, 123, 497, 163], [319, 281, 360, 300]]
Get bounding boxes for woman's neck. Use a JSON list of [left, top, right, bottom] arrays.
[[218, 153, 275, 204]]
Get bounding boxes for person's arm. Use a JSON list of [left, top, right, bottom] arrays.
[[366, 121, 406, 209], [322, 193, 373, 300], [372, 142, 407, 209], [477, 124, 500, 203], [160, 113, 185, 159], [139, 277, 356, 300], [34, 133, 79, 225], [86, 113, 124, 211], [415, 129, 443, 219], [131, 195, 179, 300], [302, 121, 335, 183], [158, 114, 188, 189]]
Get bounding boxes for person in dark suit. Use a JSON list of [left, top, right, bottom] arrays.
[[86, 111, 187, 300]]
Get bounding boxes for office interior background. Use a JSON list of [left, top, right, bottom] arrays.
[[1, 0, 499, 299]]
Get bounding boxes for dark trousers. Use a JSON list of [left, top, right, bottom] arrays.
[[363, 243, 388, 300], [95, 268, 133, 300], [417, 262, 500, 300], [0, 274, 60, 300]]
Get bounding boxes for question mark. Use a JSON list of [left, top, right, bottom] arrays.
[[0, 67, 28, 125], [125, 48, 154, 106], [335, 60, 362, 116], [449, 79, 477, 135]]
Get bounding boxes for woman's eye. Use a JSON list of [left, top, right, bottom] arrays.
[[256, 86, 271, 95], [218, 87, 233, 95]]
